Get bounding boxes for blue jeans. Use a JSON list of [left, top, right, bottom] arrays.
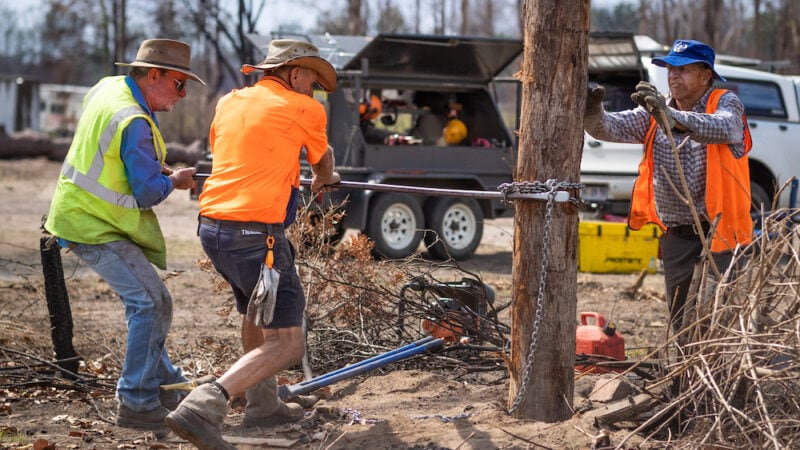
[[70, 240, 186, 412]]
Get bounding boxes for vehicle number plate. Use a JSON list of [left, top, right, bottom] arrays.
[[582, 185, 609, 201]]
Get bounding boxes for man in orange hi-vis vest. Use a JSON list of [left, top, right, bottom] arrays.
[[583, 39, 752, 335], [166, 39, 341, 450]]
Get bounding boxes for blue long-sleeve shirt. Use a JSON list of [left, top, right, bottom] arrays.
[[121, 76, 174, 209]]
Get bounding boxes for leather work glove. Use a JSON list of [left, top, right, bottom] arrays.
[[584, 85, 606, 120], [631, 81, 676, 132], [247, 263, 280, 327], [630, 81, 659, 107]]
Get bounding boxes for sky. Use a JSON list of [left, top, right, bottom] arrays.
[[3, 0, 635, 35], [1, 0, 317, 36]]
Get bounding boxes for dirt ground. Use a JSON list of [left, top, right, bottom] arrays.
[[0, 157, 672, 449]]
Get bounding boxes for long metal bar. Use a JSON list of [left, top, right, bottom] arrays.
[[277, 337, 444, 400], [193, 173, 571, 203], [291, 336, 436, 389]]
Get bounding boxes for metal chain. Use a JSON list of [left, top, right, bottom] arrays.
[[507, 179, 562, 415], [497, 180, 584, 209]]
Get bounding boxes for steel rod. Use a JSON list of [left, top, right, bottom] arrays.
[[278, 337, 444, 400], [193, 173, 571, 202], [289, 336, 436, 389]]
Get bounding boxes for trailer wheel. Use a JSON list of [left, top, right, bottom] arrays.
[[366, 193, 424, 259], [424, 197, 483, 260]]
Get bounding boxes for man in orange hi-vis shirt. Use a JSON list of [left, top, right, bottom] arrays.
[[167, 39, 340, 449]]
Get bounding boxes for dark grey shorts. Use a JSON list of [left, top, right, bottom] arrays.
[[198, 218, 305, 328]]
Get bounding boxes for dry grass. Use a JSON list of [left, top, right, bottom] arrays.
[[621, 209, 800, 449]]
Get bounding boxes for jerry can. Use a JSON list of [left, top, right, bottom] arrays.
[[575, 311, 625, 373]]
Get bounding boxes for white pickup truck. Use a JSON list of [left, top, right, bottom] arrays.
[[583, 34, 800, 216]]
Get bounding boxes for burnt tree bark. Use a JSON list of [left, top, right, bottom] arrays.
[[40, 236, 80, 377], [507, 0, 589, 421]]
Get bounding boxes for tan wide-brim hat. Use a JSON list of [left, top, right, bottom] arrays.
[[116, 39, 206, 85], [241, 39, 337, 93]]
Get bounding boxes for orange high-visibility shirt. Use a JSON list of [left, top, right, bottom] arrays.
[[199, 77, 329, 224]]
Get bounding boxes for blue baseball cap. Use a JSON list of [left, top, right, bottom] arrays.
[[651, 39, 725, 82]]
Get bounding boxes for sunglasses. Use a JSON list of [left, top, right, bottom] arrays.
[[167, 74, 186, 93]]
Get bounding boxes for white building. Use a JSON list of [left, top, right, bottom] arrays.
[[39, 84, 90, 137]]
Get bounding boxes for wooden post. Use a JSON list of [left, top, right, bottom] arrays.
[[507, 0, 590, 420], [39, 236, 80, 377]]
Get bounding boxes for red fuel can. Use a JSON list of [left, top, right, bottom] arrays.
[[575, 311, 625, 373]]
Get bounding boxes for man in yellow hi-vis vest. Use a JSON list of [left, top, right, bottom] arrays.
[[44, 39, 205, 434]]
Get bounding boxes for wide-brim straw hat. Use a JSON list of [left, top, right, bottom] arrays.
[[116, 39, 206, 85], [241, 39, 337, 93]]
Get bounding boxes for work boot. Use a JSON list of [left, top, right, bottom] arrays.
[[159, 389, 184, 411], [242, 377, 305, 428], [165, 383, 236, 450], [116, 404, 169, 436]]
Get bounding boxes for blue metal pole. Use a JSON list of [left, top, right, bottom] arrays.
[[293, 336, 436, 389], [279, 337, 444, 399]]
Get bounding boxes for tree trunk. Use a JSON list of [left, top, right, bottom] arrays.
[[415, 0, 421, 33], [507, 0, 588, 421], [481, 0, 495, 37], [753, 0, 761, 59], [40, 237, 80, 378], [460, 0, 469, 35], [348, 0, 363, 34], [703, 0, 723, 48], [113, 0, 126, 75]]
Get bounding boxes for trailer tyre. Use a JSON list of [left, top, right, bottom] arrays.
[[366, 193, 424, 259], [424, 197, 483, 261]]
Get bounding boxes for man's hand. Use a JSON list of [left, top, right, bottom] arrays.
[[311, 171, 341, 193], [310, 145, 340, 193], [585, 85, 605, 120], [631, 82, 676, 131], [169, 167, 197, 190], [630, 81, 660, 108]]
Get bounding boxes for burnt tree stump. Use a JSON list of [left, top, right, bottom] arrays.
[[39, 236, 80, 377]]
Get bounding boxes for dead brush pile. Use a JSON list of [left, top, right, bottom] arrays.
[[289, 203, 508, 378], [625, 209, 800, 449]]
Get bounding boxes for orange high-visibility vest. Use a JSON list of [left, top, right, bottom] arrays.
[[628, 89, 753, 252]]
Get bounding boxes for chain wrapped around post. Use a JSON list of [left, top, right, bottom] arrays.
[[497, 180, 584, 209], [503, 179, 579, 415]]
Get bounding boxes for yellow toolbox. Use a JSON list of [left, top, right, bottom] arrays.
[[578, 220, 661, 274]]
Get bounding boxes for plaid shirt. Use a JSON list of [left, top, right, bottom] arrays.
[[585, 86, 746, 227]]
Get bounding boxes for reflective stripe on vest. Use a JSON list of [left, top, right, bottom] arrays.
[[59, 104, 152, 209]]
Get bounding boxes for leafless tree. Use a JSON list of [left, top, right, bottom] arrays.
[[460, 0, 469, 35], [376, 0, 408, 33], [415, 0, 422, 33], [510, 0, 587, 421], [183, 0, 264, 91], [348, 0, 364, 34]]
